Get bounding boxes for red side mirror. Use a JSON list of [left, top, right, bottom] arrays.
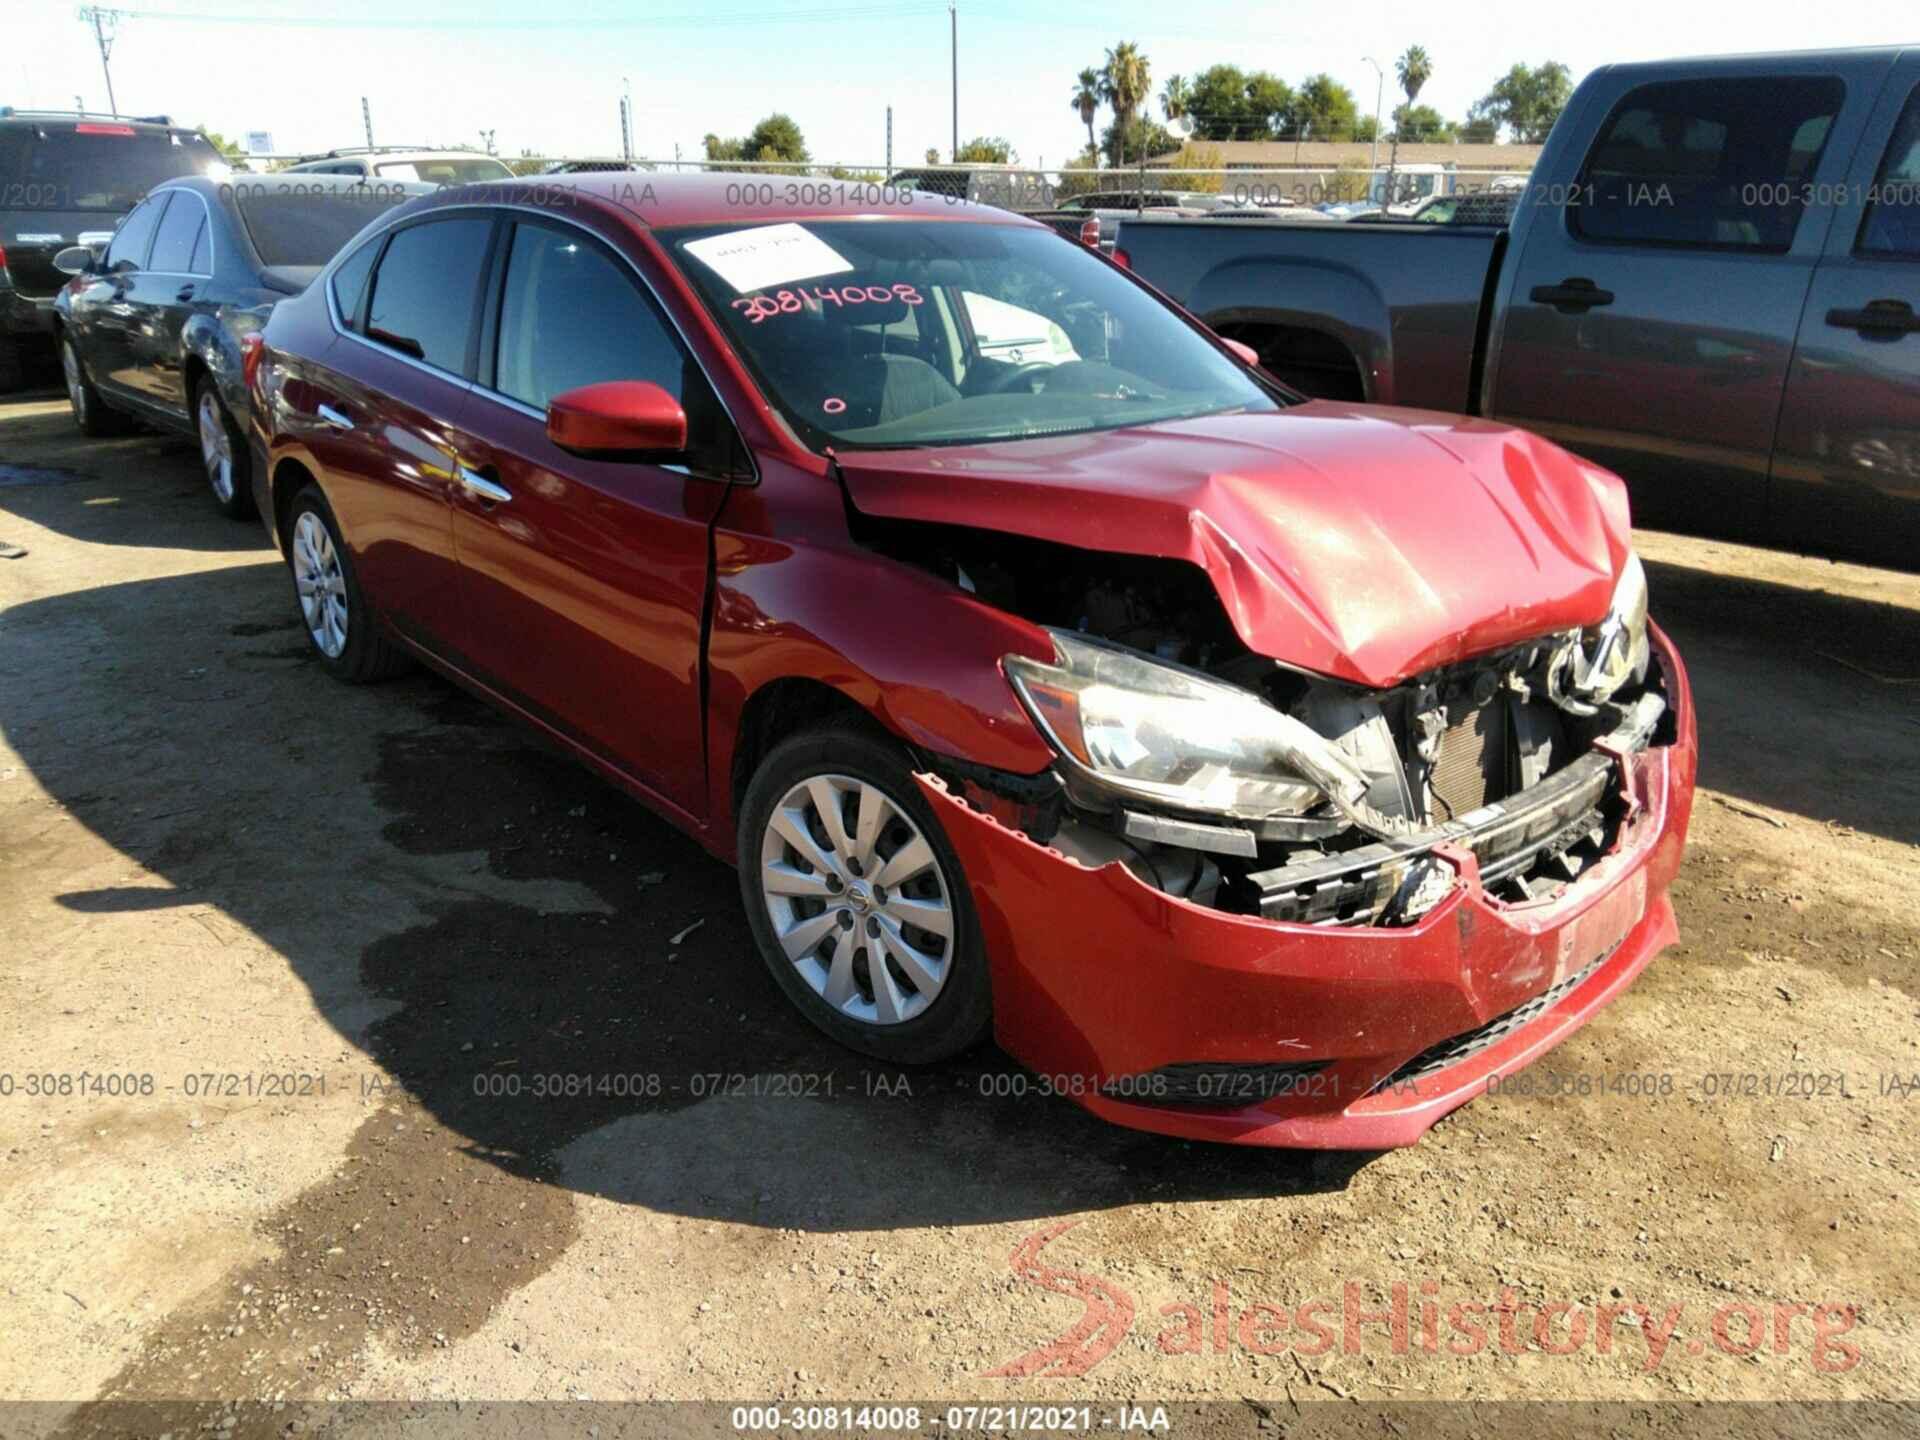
[[547, 380, 687, 457], [1220, 337, 1259, 368]]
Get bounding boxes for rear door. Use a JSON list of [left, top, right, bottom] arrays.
[[303, 214, 495, 654], [443, 214, 745, 817], [1772, 59, 1920, 567], [1491, 57, 1886, 541]]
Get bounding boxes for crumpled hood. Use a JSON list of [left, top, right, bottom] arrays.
[[836, 401, 1631, 688]]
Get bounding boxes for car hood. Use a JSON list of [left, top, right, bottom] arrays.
[[835, 401, 1630, 689]]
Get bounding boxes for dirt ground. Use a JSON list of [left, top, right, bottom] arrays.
[[1, 385, 1916, 1434]]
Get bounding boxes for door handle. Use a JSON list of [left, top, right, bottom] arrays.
[[315, 403, 353, 429], [1826, 299, 1920, 336], [175, 284, 196, 303], [1529, 277, 1615, 312], [458, 465, 512, 505]]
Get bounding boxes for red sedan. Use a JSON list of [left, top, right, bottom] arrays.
[[246, 175, 1696, 1146]]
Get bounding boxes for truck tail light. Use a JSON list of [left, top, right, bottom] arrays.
[[0, 242, 10, 284], [1111, 247, 1130, 270], [1077, 217, 1101, 247]]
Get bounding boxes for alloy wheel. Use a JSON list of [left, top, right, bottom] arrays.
[[758, 773, 955, 1026], [291, 511, 349, 658], [198, 390, 234, 502]]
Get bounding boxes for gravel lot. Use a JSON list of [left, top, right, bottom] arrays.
[[1, 387, 1915, 1434]]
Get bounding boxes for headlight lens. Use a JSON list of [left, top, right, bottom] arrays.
[[1004, 630, 1368, 821], [1559, 551, 1650, 709]]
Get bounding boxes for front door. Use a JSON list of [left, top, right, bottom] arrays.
[[444, 216, 744, 818], [1490, 60, 1877, 542], [1773, 66, 1920, 568], [124, 186, 211, 411]]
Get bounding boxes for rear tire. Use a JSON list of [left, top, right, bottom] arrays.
[[193, 377, 255, 520], [286, 485, 413, 683], [60, 334, 127, 437], [737, 725, 991, 1064]]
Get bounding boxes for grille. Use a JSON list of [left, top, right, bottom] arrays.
[[1429, 698, 1508, 819], [1367, 942, 1620, 1095], [1104, 1061, 1330, 1108]]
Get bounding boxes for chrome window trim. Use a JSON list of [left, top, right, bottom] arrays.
[[143, 184, 217, 280], [321, 200, 757, 483]]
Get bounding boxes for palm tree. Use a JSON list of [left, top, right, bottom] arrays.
[[1388, 45, 1433, 196], [1160, 74, 1189, 124], [1099, 42, 1151, 166], [1070, 67, 1102, 167]]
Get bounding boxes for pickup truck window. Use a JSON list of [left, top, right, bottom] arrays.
[[1859, 85, 1920, 259], [1573, 76, 1845, 252]]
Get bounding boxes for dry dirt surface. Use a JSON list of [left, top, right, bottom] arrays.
[[1, 388, 1916, 1438]]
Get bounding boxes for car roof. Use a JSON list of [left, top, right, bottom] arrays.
[[154, 173, 437, 197], [403, 171, 1044, 230]]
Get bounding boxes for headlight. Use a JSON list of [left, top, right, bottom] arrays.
[[1556, 551, 1650, 711], [1004, 630, 1373, 824]]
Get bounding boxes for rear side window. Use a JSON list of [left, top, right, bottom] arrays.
[[363, 216, 493, 372], [237, 184, 411, 267], [329, 237, 380, 328], [148, 191, 207, 274], [1573, 76, 1846, 250], [105, 195, 164, 270], [1859, 84, 1920, 259]]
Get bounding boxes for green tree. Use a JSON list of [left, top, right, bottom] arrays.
[[954, 135, 1016, 163], [746, 113, 808, 164], [200, 130, 247, 161], [1472, 61, 1573, 143], [1160, 73, 1189, 124], [1101, 115, 1177, 168], [1391, 104, 1455, 143], [1459, 111, 1498, 144], [1244, 71, 1294, 137], [1099, 42, 1152, 164], [1385, 46, 1433, 181], [1070, 67, 1103, 162], [1054, 143, 1104, 199], [1287, 74, 1359, 141]]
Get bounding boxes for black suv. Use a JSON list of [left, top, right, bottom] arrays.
[[1, 109, 224, 390]]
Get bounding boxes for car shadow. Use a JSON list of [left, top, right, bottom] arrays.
[[0, 391, 269, 554], [1645, 554, 1919, 846], [6, 541, 1373, 1242]]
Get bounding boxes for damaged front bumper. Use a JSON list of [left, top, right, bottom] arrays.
[[920, 625, 1696, 1148]]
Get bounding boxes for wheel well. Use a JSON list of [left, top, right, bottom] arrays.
[[728, 678, 882, 817], [182, 353, 211, 404], [271, 457, 317, 551], [1212, 320, 1367, 402]]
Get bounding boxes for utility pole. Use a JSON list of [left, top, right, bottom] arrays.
[[948, 4, 957, 162], [1362, 56, 1384, 175], [77, 7, 122, 117], [621, 77, 633, 162], [361, 96, 374, 152], [885, 105, 892, 174]]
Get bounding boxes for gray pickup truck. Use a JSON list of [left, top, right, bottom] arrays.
[[1117, 47, 1920, 568]]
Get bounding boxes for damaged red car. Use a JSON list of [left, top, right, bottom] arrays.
[[248, 176, 1696, 1147]]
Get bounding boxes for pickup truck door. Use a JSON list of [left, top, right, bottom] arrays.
[[1772, 63, 1920, 568], [1489, 57, 1887, 543]]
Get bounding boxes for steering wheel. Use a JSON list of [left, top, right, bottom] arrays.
[[983, 362, 1056, 395]]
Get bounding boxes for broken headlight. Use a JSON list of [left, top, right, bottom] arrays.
[[1004, 629, 1371, 823], [1553, 551, 1650, 714]]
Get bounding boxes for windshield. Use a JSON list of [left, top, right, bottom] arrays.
[[668, 219, 1278, 450], [374, 157, 512, 184], [233, 182, 415, 266], [0, 125, 223, 211]]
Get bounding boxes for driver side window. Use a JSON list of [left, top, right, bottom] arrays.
[[106, 194, 165, 272]]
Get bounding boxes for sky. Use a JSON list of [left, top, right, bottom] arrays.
[[5, 0, 1915, 168]]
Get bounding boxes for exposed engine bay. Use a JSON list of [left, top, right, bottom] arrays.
[[865, 518, 1671, 927]]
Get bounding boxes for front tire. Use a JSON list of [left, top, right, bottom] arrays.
[[738, 726, 991, 1064], [61, 334, 126, 437], [194, 377, 255, 520], [286, 485, 412, 683]]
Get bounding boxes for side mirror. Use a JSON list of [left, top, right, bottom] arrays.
[[1220, 336, 1259, 368], [546, 380, 687, 458], [53, 246, 96, 277]]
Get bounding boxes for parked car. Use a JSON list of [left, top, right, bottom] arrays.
[[884, 165, 1053, 212], [284, 149, 513, 185], [248, 175, 1694, 1146], [1116, 46, 1920, 568], [1, 109, 226, 391], [52, 173, 430, 515]]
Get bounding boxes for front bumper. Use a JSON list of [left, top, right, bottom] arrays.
[[926, 624, 1696, 1147]]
